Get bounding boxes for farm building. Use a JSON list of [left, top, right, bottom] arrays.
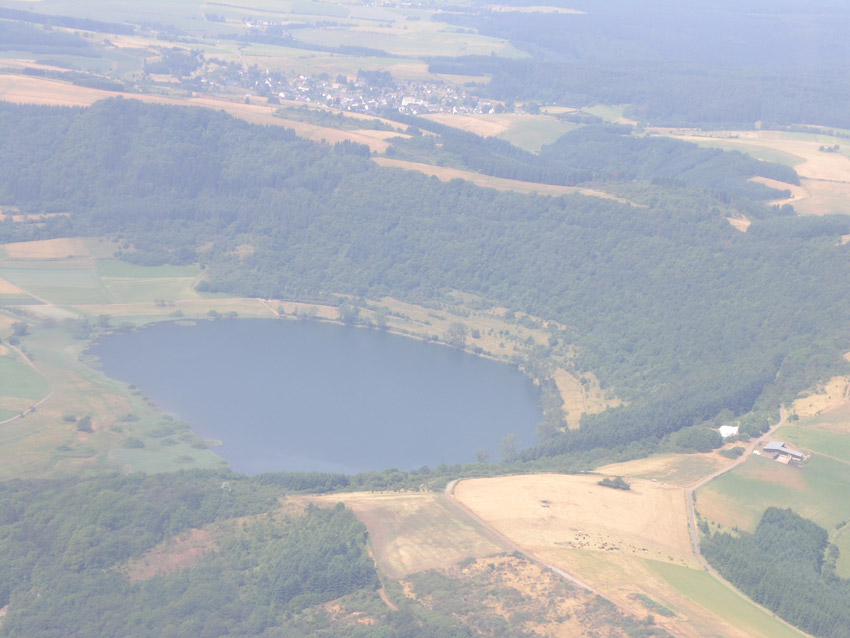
[[763, 441, 805, 462]]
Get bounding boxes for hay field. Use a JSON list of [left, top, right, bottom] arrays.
[[454, 474, 695, 565], [664, 129, 850, 215], [310, 492, 503, 579], [4, 238, 90, 260], [372, 157, 635, 203], [749, 176, 808, 205], [597, 452, 728, 488]]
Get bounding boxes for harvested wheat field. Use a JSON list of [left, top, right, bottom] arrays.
[[311, 492, 503, 579], [597, 453, 728, 488], [454, 474, 695, 565], [4, 238, 90, 260], [793, 375, 850, 418]]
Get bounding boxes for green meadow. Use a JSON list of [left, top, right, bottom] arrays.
[[647, 560, 805, 638], [698, 453, 850, 533]]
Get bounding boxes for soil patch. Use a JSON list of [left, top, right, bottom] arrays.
[[125, 527, 217, 581]]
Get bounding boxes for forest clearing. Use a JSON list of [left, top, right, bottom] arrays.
[[308, 491, 503, 579]]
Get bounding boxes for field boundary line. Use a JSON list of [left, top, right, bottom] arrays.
[[0, 343, 54, 425], [442, 479, 687, 637]]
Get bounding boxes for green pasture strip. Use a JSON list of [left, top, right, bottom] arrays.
[[107, 445, 227, 474], [647, 560, 805, 638], [583, 104, 626, 123], [0, 267, 110, 304], [777, 424, 850, 464], [497, 118, 580, 153], [0, 356, 48, 400], [680, 139, 804, 168], [100, 277, 201, 304], [95, 259, 200, 278]]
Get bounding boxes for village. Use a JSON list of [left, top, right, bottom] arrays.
[[142, 40, 521, 118]]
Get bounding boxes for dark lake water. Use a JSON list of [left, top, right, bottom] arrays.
[[91, 319, 542, 474]]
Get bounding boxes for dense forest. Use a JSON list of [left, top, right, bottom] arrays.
[[383, 116, 797, 203], [1, 98, 850, 461], [701, 508, 850, 638], [431, 0, 850, 128], [0, 472, 378, 637]]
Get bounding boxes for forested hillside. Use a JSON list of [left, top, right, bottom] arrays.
[[1, 98, 850, 460], [431, 0, 850, 128], [702, 508, 850, 638], [384, 117, 797, 203]]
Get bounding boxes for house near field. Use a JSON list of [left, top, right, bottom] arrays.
[[719, 424, 739, 438], [763, 441, 806, 464]]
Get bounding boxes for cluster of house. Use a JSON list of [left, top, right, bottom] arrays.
[[195, 61, 506, 116]]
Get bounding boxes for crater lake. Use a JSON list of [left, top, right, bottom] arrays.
[[90, 318, 542, 474]]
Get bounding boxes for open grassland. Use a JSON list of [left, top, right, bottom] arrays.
[[309, 492, 503, 579], [597, 452, 729, 488], [454, 474, 696, 565], [0, 354, 49, 402]]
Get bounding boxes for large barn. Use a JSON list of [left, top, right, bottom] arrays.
[[763, 441, 805, 463]]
